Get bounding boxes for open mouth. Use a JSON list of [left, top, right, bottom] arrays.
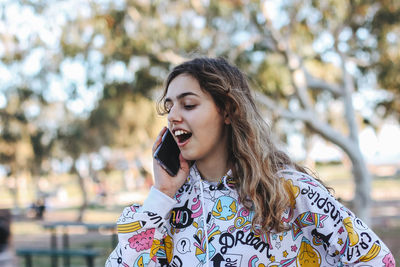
[[174, 129, 192, 144]]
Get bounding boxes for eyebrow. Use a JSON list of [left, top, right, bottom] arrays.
[[164, 92, 200, 103]]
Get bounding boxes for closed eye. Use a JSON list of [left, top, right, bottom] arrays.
[[184, 105, 196, 110]]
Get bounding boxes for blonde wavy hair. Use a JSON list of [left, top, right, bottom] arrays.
[[158, 57, 309, 232]]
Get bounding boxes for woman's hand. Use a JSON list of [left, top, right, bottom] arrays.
[[152, 127, 190, 198]]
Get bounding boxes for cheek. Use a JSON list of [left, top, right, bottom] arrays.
[[200, 112, 224, 129]]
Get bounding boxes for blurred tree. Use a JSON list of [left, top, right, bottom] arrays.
[[220, 0, 399, 222], [83, 0, 395, 222], [0, 88, 56, 213], [0, 0, 167, 217], [56, 119, 93, 222], [1, 0, 399, 223], [0, 97, 27, 212], [370, 0, 400, 115]]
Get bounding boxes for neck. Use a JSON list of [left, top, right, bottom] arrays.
[[195, 125, 231, 182], [196, 157, 230, 183]]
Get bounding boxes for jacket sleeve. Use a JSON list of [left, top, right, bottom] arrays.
[[106, 187, 176, 267], [327, 205, 395, 266]]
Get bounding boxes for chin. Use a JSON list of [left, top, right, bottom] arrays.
[[180, 151, 198, 161]]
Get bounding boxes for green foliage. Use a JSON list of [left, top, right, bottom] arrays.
[[370, 1, 400, 114]]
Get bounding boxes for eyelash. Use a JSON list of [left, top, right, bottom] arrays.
[[184, 104, 196, 110]]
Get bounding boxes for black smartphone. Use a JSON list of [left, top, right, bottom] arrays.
[[154, 129, 181, 176]]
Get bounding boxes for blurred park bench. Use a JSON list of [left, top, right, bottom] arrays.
[[42, 221, 117, 250], [17, 248, 100, 267], [16, 221, 117, 267]]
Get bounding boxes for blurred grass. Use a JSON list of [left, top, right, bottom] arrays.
[[0, 170, 127, 210], [315, 163, 400, 201]]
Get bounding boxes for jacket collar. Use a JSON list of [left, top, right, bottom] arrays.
[[188, 163, 235, 191]]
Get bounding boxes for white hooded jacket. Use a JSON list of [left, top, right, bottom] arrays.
[[106, 164, 394, 267]]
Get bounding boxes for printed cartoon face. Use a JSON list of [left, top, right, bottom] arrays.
[[343, 217, 359, 247], [170, 200, 194, 229], [212, 196, 237, 221], [296, 238, 321, 267]]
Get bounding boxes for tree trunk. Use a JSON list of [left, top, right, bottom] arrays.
[[348, 148, 372, 224], [7, 176, 20, 215], [306, 119, 372, 223], [7, 165, 20, 215], [72, 162, 88, 222]]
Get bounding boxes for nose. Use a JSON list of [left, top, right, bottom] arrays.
[[167, 105, 182, 125]]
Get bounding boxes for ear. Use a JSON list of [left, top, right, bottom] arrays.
[[224, 112, 231, 125]]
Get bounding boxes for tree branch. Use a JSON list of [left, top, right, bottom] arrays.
[[257, 11, 314, 111], [305, 71, 343, 97], [156, 50, 187, 65], [255, 3, 360, 161], [248, 9, 277, 51], [336, 47, 360, 142], [228, 34, 263, 61], [255, 91, 356, 157], [254, 91, 310, 121]]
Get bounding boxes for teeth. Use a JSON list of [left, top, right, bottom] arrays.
[[174, 130, 189, 136]]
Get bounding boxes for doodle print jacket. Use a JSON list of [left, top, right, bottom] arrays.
[[106, 165, 395, 267]]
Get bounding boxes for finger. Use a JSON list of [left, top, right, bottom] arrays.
[[152, 127, 167, 153]]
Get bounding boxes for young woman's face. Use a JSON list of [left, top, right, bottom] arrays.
[[165, 74, 230, 163]]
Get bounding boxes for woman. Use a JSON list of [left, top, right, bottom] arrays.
[[106, 57, 394, 267]]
